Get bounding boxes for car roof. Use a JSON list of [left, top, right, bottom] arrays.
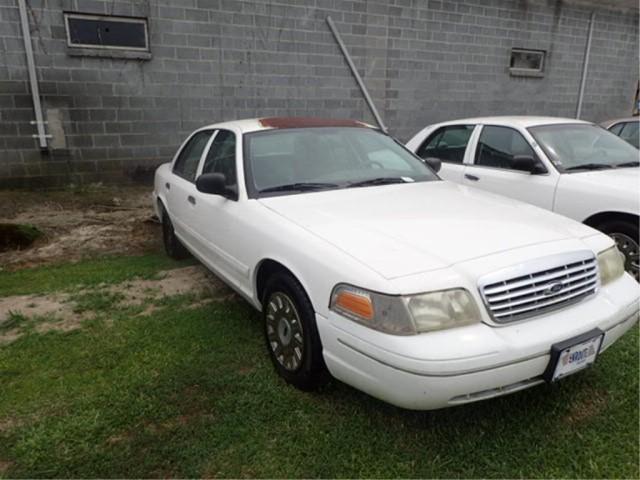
[[196, 117, 376, 134], [431, 116, 593, 129], [600, 117, 640, 128]]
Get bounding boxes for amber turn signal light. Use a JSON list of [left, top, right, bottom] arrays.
[[334, 290, 374, 320]]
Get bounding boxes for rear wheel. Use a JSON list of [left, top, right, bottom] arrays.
[[597, 220, 639, 282], [262, 272, 328, 391], [160, 206, 190, 260]]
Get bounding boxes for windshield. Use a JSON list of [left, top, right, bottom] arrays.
[[528, 124, 639, 172], [244, 127, 438, 196]]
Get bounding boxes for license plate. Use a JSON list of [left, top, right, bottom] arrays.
[[545, 329, 604, 382]]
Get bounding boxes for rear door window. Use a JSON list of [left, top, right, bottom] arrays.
[[173, 130, 213, 182], [416, 125, 474, 164], [474, 126, 537, 171]]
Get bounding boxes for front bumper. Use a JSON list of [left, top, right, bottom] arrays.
[[316, 273, 639, 410]]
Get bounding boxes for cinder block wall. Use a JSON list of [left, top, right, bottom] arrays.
[[0, 0, 638, 188]]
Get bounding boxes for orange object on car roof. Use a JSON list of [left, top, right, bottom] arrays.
[[259, 117, 370, 129]]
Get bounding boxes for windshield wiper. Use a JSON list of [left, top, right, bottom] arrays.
[[615, 161, 640, 168], [258, 182, 340, 194], [347, 177, 411, 188], [564, 163, 614, 171]]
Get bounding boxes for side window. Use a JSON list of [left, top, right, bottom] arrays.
[[416, 125, 474, 164], [619, 122, 639, 148], [202, 130, 237, 187], [475, 126, 536, 171], [609, 123, 625, 135], [173, 130, 212, 182]]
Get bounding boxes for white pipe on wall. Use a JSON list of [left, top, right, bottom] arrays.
[[17, 0, 48, 149], [576, 11, 595, 119], [326, 16, 388, 133]]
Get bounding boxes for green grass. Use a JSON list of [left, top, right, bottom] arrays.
[[0, 254, 193, 296], [0, 255, 638, 478]]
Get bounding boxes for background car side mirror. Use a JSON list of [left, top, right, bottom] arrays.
[[512, 155, 546, 174], [196, 173, 237, 200], [424, 157, 442, 173]]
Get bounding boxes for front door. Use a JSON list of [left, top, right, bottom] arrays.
[[414, 124, 476, 183], [191, 129, 250, 290]]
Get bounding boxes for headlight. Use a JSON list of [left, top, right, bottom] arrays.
[[329, 284, 480, 335], [598, 246, 625, 285]]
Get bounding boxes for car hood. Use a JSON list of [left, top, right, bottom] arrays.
[[258, 181, 596, 279], [562, 168, 639, 195]]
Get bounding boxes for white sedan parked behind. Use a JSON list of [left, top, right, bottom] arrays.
[[407, 117, 640, 281], [154, 117, 639, 410]]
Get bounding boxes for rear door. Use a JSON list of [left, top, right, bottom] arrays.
[[168, 129, 214, 248], [414, 124, 476, 182], [462, 125, 558, 210]]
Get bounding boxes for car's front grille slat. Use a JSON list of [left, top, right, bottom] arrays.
[[486, 269, 597, 304], [480, 252, 599, 324], [483, 262, 596, 296], [489, 274, 598, 311]]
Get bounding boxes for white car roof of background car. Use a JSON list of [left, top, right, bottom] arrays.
[[432, 116, 593, 129], [600, 117, 640, 128], [195, 117, 376, 135]]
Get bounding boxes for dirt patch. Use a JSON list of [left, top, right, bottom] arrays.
[[0, 294, 72, 324], [0, 187, 161, 270], [563, 389, 609, 425], [0, 265, 234, 345], [109, 265, 232, 306], [0, 293, 88, 344], [0, 417, 23, 434], [0, 460, 12, 475]]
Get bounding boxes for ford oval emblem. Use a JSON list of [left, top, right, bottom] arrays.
[[544, 282, 564, 296]]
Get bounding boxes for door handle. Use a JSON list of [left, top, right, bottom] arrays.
[[187, 195, 196, 205], [465, 173, 479, 182], [165, 182, 170, 190]]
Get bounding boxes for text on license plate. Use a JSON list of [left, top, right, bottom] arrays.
[[552, 334, 603, 382]]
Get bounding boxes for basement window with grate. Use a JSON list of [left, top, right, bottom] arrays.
[[509, 48, 545, 78], [64, 12, 151, 60]]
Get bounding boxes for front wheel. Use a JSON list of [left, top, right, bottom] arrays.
[[262, 272, 329, 391], [598, 220, 639, 282]]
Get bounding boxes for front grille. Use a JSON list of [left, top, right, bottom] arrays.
[[479, 251, 599, 323]]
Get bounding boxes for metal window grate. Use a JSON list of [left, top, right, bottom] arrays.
[[64, 13, 148, 51], [479, 251, 598, 323]]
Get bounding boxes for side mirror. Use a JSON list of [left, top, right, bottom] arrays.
[[196, 173, 236, 199], [512, 155, 546, 174], [424, 157, 442, 173]]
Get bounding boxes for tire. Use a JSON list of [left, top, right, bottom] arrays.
[[262, 272, 329, 391], [160, 205, 190, 260], [597, 219, 639, 282]]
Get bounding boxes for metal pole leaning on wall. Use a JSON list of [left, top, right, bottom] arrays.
[[18, 0, 48, 148], [576, 11, 595, 119], [326, 16, 388, 133]]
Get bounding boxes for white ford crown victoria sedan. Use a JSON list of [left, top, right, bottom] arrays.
[[406, 117, 640, 281], [153, 117, 639, 410]]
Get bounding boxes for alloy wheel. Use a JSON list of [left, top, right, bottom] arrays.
[[610, 232, 639, 282]]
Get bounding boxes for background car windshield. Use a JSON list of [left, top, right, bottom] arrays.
[[529, 124, 638, 170], [245, 127, 437, 193]]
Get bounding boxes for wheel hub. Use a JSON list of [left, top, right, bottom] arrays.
[[277, 317, 293, 346]]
